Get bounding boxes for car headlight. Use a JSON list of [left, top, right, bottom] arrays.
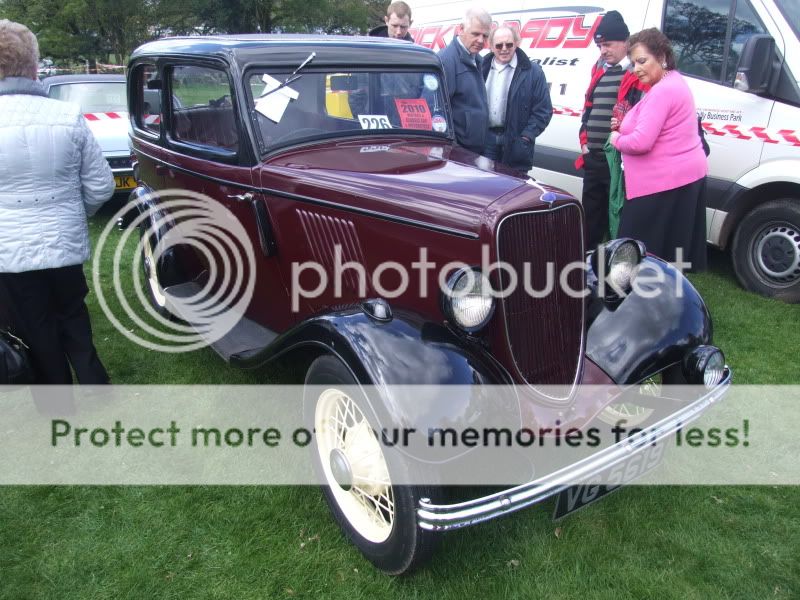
[[442, 268, 495, 333], [683, 345, 726, 388], [592, 238, 645, 299]]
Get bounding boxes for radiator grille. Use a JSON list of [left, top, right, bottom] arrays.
[[496, 205, 585, 395]]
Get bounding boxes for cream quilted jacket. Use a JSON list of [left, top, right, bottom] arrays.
[[0, 77, 115, 273]]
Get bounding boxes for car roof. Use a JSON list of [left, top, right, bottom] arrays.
[[41, 74, 126, 90], [130, 34, 442, 71]]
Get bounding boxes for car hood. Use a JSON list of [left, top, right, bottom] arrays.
[[83, 112, 130, 154], [261, 139, 544, 237]]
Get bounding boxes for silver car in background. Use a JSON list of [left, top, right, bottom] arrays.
[[41, 74, 134, 195]]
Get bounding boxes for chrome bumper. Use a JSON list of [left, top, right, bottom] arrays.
[[417, 368, 732, 532]]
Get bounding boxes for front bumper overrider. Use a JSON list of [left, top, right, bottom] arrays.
[[417, 367, 733, 531]]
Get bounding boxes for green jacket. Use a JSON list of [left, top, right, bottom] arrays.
[[604, 136, 625, 239]]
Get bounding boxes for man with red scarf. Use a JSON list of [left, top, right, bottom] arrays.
[[576, 11, 649, 249]]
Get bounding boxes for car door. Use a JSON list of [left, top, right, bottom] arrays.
[[156, 61, 289, 335]]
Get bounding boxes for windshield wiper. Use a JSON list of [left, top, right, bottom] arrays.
[[259, 51, 316, 98]]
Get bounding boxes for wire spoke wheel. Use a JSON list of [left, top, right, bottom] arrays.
[[140, 228, 168, 309], [304, 355, 440, 574], [315, 388, 394, 543], [598, 374, 659, 427]]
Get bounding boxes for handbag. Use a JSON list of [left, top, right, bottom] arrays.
[[1, 327, 35, 385], [697, 115, 711, 157]]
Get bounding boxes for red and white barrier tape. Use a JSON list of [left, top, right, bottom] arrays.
[[552, 106, 799, 147], [552, 106, 583, 117], [701, 122, 800, 146], [84, 112, 126, 121]]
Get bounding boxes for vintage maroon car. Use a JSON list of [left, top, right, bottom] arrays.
[[126, 35, 731, 574]]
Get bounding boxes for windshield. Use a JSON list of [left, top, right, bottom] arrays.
[[47, 82, 127, 113], [775, 0, 799, 40], [247, 69, 450, 151]]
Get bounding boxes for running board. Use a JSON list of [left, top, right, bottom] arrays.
[[163, 282, 278, 363]]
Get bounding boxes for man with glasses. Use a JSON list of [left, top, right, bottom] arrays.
[[480, 26, 552, 175], [439, 6, 492, 153], [369, 1, 413, 41]]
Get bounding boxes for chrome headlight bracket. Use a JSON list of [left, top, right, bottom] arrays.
[[683, 345, 726, 388], [441, 267, 496, 334], [591, 238, 645, 301]]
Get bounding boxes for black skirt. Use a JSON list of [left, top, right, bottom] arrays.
[[618, 177, 707, 272]]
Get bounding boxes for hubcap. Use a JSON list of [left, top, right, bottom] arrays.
[[329, 448, 353, 491], [314, 388, 394, 543], [755, 224, 800, 284]]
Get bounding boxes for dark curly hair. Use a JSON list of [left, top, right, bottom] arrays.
[[627, 27, 677, 71]]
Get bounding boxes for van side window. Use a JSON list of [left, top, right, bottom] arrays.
[[169, 65, 238, 151], [665, 0, 766, 85], [727, 1, 768, 86]]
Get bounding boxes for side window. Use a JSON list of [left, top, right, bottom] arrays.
[[665, 0, 767, 85], [169, 65, 238, 151], [664, 0, 731, 81], [727, 1, 768, 86], [134, 64, 161, 135]]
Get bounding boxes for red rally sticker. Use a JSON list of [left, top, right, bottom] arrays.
[[395, 99, 432, 130]]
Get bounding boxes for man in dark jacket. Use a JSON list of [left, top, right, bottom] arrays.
[[438, 7, 491, 154], [576, 10, 648, 249], [369, 1, 413, 41], [481, 26, 552, 175]]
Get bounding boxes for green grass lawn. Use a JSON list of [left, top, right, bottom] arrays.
[[1, 208, 799, 599]]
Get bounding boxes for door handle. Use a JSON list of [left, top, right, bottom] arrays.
[[226, 193, 254, 202], [155, 164, 167, 175]]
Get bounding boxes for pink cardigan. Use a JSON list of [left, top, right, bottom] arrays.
[[611, 71, 707, 199]]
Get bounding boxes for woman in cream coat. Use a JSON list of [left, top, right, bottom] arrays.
[[0, 20, 115, 383]]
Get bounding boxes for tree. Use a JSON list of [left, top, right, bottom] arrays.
[[1, 0, 389, 68]]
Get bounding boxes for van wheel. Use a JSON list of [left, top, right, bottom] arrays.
[[731, 199, 800, 303], [304, 355, 440, 574]]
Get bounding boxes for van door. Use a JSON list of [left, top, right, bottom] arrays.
[[663, 0, 778, 240]]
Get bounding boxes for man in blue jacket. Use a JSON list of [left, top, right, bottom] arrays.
[[481, 26, 552, 175], [438, 7, 491, 154]]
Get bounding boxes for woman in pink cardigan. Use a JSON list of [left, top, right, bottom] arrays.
[[610, 28, 707, 271]]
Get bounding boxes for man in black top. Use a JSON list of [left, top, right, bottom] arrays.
[[369, 1, 414, 41]]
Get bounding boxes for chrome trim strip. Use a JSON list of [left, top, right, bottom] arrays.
[[417, 368, 732, 532]]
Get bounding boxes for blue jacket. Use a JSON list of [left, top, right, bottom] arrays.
[[439, 37, 488, 153], [481, 48, 553, 171]]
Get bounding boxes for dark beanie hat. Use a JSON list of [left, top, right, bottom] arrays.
[[594, 11, 629, 42]]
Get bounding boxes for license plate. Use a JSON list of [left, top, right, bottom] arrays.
[[553, 441, 665, 520], [114, 175, 135, 190]]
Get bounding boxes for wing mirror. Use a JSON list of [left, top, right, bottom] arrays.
[[734, 34, 776, 94]]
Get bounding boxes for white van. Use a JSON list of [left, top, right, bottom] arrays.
[[410, 0, 800, 302]]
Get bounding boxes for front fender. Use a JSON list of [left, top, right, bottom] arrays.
[[586, 257, 712, 384], [234, 308, 521, 461]]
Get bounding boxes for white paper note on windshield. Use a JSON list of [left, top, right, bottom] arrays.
[[255, 74, 300, 123]]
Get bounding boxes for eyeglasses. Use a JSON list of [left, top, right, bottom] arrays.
[[494, 42, 514, 50]]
